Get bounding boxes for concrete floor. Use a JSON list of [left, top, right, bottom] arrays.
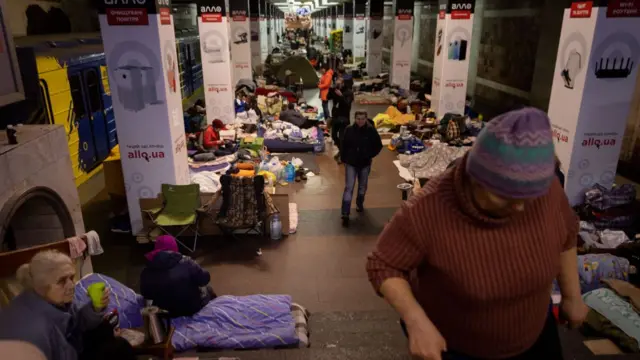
[[78, 92, 631, 359]]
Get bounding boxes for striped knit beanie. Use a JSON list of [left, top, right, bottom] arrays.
[[466, 107, 556, 199]]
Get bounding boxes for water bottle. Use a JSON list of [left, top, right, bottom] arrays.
[[270, 214, 282, 241], [285, 163, 296, 183]]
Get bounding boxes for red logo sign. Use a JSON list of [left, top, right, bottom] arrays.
[[233, 15, 247, 21], [607, 0, 640, 17], [438, 10, 446, 19], [570, 1, 593, 18], [451, 10, 471, 20], [106, 8, 148, 26], [444, 80, 464, 89], [159, 7, 171, 25], [208, 85, 228, 93], [553, 128, 569, 143], [203, 13, 223, 22]]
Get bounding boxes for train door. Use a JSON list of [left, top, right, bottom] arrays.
[[100, 65, 118, 150], [83, 67, 111, 162]]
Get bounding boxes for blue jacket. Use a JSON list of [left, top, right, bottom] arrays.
[[0, 290, 104, 360], [140, 251, 211, 317]]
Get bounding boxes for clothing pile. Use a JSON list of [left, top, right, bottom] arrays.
[[575, 184, 639, 242], [262, 120, 320, 145], [397, 142, 468, 180]]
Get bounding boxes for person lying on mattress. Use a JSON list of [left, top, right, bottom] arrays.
[[140, 236, 217, 318], [0, 250, 135, 360], [279, 102, 307, 128]]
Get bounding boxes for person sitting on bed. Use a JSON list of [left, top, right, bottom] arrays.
[[0, 250, 135, 360], [279, 102, 306, 128], [201, 119, 227, 150], [140, 236, 217, 317]]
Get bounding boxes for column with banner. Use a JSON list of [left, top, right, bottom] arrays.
[[366, 0, 383, 74], [259, 0, 268, 61], [548, 0, 640, 205], [331, 6, 337, 30], [430, 0, 476, 117], [266, 2, 272, 53], [198, 0, 235, 124], [249, 0, 261, 71], [230, 0, 251, 84], [344, 1, 354, 59], [337, 4, 345, 32], [96, 0, 190, 233], [322, 8, 327, 38], [391, 0, 414, 89]]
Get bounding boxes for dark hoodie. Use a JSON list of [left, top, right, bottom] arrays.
[[140, 251, 211, 317], [340, 121, 383, 169]]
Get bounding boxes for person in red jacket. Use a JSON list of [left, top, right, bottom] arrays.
[[318, 63, 334, 121], [202, 119, 226, 150]]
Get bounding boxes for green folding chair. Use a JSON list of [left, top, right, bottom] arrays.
[[144, 184, 208, 252]]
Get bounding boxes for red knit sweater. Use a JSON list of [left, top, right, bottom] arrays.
[[366, 155, 578, 359]]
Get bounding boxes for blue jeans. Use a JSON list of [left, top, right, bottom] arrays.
[[342, 165, 370, 215]]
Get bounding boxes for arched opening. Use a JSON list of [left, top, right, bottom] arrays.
[[0, 187, 76, 252]]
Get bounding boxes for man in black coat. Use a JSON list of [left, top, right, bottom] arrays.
[[339, 111, 383, 227], [330, 76, 354, 162]]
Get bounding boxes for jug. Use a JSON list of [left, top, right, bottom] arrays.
[[141, 305, 170, 344]]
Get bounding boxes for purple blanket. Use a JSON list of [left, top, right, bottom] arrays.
[[171, 294, 298, 351]]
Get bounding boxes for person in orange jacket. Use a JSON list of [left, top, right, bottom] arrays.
[[318, 63, 334, 121]]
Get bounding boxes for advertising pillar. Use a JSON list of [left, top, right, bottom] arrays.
[[331, 6, 337, 30], [198, 0, 235, 124], [430, 0, 476, 117], [366, 0, 383, 74], [249, 0, 261, 71], [391, 0, 414, 90], [266, 3, 273, 53], [337, 4, 345, 32], [259, 0, 268, 61], [230, 0, 251, 84], [548, 0, 640, 205], [344, 1, 354, 57], [97, 0, 190, 233], [322, 9, 327, 38]]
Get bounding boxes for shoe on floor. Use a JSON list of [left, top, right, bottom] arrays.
[[341, 215, 349, 227], [110, 216, 131, 234]]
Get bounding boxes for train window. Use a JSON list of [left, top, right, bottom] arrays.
[[85, 69, 104, 113], [38, 80, 54, 124], [69, 74, 86, 118]]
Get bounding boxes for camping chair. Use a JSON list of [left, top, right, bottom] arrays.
[[144, 184, 213, 253], [215, 175, 277, 256]]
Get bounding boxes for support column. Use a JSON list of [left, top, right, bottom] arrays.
[[266, 3, 273, 54], [97, 0, 190, 233], [331, 5, 337, 31], [270, 4, 277, 50], [391, 0, 415, 90], [366, 0, 383, 74], [344, 1, 354, 59], [259, 0, 268, 61], [548, 0, 640, 205], [230, 0, 251, 84], [323, 8, 328, 38], [198, 0, 234, 124], [431, 0, 476, 117], [337, 4, 345, 34], [249, 0, 261, 71], [411, 2, 422, 74]]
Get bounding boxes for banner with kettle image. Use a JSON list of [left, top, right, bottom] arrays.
[[391, 0, 414, 90], [249, 0, 261, 71], [547, 0, 640, 205], [230, 0, 251, 85], [430, 0, 475, 117], [97, 0, 190, 234], [366, 0, 384, 74], [198, 0, 235, 124]]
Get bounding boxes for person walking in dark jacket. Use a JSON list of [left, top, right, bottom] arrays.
[[140, 236, 216, 317], [340, 111, 383, 226], [331, 76, 354, 162]]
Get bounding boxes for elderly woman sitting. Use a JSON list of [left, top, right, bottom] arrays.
[[0, 250, 133, 360]]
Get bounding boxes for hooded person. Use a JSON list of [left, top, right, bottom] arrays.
[[366, 108, 587, 360], [140, 236, 216, 317]]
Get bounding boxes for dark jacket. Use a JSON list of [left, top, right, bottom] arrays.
[[140, 251, 211, 317], [340, 122, 383, 168], [0, 290, 104, 360], [279, 108, 306, 127], [330, 87, 354, 120]]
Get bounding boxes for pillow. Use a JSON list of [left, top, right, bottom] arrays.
[[74, 273, 145, 329]]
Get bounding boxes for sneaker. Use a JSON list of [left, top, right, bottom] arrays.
[[110, 216, 131, 234], [341, 215, 349, 227]]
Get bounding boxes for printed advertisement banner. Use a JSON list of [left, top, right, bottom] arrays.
[[337, 4, 345, 33], [198, 0, 235, 124], [97, 0, 189, 233], [431, 0, 475, 117], [230, 0, 251, 85], [259, 0, 268, 61], [391, 0, 415, 90], [547, 1, 640, 205], [249, 0, 260, 71], [285, 12, 311, 29], [344, 1, 354, 53], [366, 0, 383, 73]]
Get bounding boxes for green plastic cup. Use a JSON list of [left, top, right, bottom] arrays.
[[87, 282, 106, 309]]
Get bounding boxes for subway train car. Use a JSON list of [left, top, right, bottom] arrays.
[[0, 31, 203, 188]]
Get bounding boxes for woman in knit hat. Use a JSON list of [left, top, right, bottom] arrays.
[[367, 107, 587, 360]]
